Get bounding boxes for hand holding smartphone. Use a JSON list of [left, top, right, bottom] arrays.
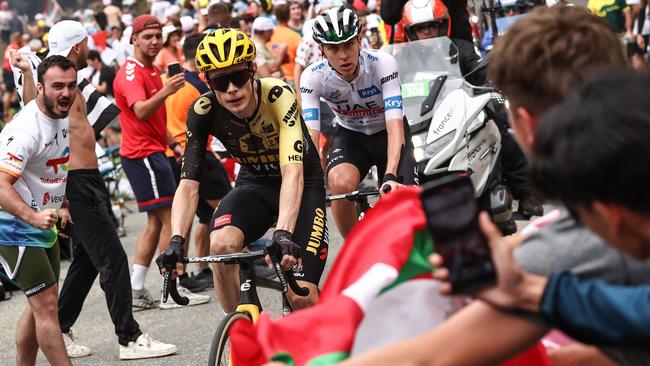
[[421, 174, 496, 294]]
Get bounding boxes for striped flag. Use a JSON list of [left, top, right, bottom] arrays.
[[229, 187, 552, 366], [11, 48, 120, 137]]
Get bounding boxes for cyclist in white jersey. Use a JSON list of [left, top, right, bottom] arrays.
[[300, 7, 417, 237]]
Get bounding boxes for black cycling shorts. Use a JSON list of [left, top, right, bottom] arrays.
[[209, 177, 328, 285], [326, 117, 418, 185]]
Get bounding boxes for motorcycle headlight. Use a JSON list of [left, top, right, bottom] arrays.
[[424, 130, 455, 159]]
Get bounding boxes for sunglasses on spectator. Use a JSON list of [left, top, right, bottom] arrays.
[[206, 68, 253, 92]]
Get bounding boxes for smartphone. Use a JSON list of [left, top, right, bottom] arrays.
[[168, 62, 182, 77], [420, 174, 496, 294]]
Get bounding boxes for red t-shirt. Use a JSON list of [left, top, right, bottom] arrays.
[[114, 57, 167, 159]]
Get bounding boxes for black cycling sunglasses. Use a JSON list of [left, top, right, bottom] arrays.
[[206, 68, 253, 92]]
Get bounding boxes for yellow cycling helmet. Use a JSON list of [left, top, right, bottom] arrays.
[[195, 28, 256, 72]]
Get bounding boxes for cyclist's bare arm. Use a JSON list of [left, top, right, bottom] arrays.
[[171, 179, 200, 240], [338, 301, 548, 366], [274, 84, 307, 234], [172, 96, 212, 246], [385, 117, 405, 177], [276, 163, 304, 233]]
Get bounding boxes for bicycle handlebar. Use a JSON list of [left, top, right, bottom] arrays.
[[161, 245, 309, 305], [326, 189, 380, 202]]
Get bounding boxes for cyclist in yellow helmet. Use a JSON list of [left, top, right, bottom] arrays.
[[157, 28, 327, 312]]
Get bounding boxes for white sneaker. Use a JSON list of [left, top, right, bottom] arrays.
[[63, 329, 91, 358], [132, 288, 159, 311], [159, 285, 210, 309], [119, 333, 177, 360]]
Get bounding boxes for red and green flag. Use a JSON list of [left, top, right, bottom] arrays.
[[230, 186, 550, 366]]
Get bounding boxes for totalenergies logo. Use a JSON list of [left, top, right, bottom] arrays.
[[45, 147, 70, 174]]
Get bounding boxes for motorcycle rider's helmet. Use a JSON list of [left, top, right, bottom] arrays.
[[195, 28, 256, 72], [312, 7, 360, 44], [402, 0, 450, 41]]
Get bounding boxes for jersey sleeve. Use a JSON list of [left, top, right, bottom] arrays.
[[268, 82, 304, 167], [180, 95, 213, 181], [378, 53, 404, 122], [0, 128, 38, 179], [298, 66, 322, 132]]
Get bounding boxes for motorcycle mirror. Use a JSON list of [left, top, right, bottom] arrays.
[[421, 74, 448, 117]]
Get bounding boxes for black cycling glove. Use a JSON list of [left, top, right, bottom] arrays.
[[272, 229, 301, 261], [156, 235, 185, 272]]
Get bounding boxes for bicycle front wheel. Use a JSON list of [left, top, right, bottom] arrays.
[[208, 311, 252, 366]]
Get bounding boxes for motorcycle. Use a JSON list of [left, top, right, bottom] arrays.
[[382, 37, 515, 234]]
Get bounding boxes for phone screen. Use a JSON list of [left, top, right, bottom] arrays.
[[421, 174, 495, 293], [168, 62, 182, 77]]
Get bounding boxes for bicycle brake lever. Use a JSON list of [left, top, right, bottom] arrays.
[[162, 267, 189, 306], [266, 244, 310, 297]]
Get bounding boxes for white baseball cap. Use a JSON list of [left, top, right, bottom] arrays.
[[180, 15, 195, 32], [252, 17, 274, 32], [162, 24, 180, 44], [48, 20, 88, 57]]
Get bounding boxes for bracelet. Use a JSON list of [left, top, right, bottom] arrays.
[[381, 173, 399, 185], [169, 142, 180, 150], [61, 201, 69, 209]]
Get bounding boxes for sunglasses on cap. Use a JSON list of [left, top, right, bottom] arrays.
[[206, 67, 253, 92]]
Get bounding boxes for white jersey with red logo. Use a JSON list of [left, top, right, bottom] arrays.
[[0, 100, 70, 210], [0, 100, 70, 248], [299, 49, 403, 135]]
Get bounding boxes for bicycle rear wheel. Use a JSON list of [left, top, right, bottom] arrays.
[[208, 311, 252, 366]]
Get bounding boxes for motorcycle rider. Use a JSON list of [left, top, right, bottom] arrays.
[[402, 0, 543, 218], [300, 7, 418, 238]]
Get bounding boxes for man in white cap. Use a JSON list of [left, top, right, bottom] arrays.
[[10, 19, 177, 360], [252, 16, 286, 78]]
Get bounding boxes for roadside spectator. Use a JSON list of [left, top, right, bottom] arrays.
[[113, 15, 206, 310], [103, 0, 123, 28], [203, 2, 232, 32], [288, 0, 305, 35], [154, 25, 182, 73], [87, 50, 116, 98], [269, 3, 301, 84], [2, 32, 21, 121], [252, 17, 286, 78], [0, 1, 11, 44], [588, 0, 633, 37]]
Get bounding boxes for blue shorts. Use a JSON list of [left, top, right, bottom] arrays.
[[121, 152, 176, 212]]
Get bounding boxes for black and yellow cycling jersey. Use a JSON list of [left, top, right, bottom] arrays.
[[182, 78, 321, 184]]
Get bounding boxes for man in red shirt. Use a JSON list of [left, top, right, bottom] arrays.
[[113, 15, 187, 309]]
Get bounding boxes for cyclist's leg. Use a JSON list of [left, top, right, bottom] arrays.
[[209, 183, 275, 312], [286, 180, 328, 309], [374, 118, 419, 185], [327, 127, 373, 237], [195, 152, 231, 266]]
